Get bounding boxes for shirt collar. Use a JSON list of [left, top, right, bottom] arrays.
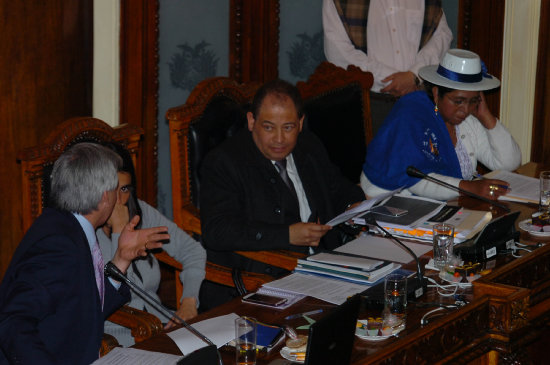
[[72, 212, 97, 249]]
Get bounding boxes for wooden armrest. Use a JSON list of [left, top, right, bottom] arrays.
[[180, 204, 201, 235], [107, 305, 163, 344], [235, 250, 306, 272], [100, 333, 120, 357], [205, 261, 274, 293]]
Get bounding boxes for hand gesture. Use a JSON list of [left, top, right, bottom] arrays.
[[111, 215, 170, 274]]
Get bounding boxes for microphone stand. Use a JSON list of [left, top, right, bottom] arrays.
[[364, 216, 427, 299], [406, 166, 511, 212], [104, 262, 223, 365]]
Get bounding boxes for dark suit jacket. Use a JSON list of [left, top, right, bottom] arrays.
[[200, 129, 365, 277], [0, 208, 130, 365]]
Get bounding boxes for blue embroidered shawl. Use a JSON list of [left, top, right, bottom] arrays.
[[363, 91, 462, 190]]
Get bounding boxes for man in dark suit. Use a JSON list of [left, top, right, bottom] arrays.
[[0, 143, 169, 365], [199, 79, 365, 308]]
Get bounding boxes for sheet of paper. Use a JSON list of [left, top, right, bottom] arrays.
[[484, 170, 539, 203], [261, 272, 370, 305], [91, 347, 182, 365], [334, 235, 432, 264], [167, 313, 239, 355], [326, 189, 401, 226]]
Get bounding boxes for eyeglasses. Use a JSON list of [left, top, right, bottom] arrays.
[[445, 95, 482, 107]]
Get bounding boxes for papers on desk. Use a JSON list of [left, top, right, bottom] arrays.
[[261, 272, 371, 305], [91, 347, 182, 365], [335, 235, 433, 264], [167, 313, 239, 355], [325, 189, 400, 226], [484, 170, 539, 204], [352, 195, 491, 243]]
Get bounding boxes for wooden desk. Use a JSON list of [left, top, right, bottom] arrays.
[[135, 164, 550, 364]]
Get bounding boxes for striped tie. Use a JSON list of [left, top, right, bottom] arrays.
[[91, 240, 104, 309]]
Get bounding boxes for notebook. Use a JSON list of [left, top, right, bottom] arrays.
[[304, 294, 361, 365]]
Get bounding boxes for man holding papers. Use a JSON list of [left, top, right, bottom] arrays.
[[200, 79, 365, 308]]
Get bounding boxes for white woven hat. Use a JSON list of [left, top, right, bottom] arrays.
[[418, 49, 500, 91]]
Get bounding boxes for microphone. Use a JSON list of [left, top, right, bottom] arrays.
[[104, 262, 222, 365], [406, 166, 510, 212], [364, 216, 427, 301]]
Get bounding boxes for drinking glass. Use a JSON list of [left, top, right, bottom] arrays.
[[432, 223, 455, 269], [235, 316, 257, 365], [540, 171, 550, 212], [384, 274, 407, 321]]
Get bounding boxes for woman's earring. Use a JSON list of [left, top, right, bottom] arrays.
[[434, 104, 439, 116]]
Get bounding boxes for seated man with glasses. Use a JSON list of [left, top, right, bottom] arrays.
[[361, 49, 521, 201]]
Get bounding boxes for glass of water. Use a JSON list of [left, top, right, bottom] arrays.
[[540, 171, 550, 212], [235, 316, 257, 365], [384, 273, 407, 320], [432, 223, 455, 269]]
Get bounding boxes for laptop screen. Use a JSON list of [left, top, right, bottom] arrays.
[[304, 295, 360, 365]]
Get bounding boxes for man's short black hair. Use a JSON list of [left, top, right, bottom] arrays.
[[250, 79, 304, 119]]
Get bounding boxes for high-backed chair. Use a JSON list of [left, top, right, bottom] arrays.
[[17, 117, 164, 352], [167, 77, 303, 294], [167, 63, 374, 293], [298, 62, 374, 184]]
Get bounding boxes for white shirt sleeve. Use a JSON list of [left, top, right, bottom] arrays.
[[322, 0, 398, 82], [410, 11, 453, 75]]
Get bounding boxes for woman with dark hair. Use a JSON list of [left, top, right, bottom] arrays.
[[97, 143, 206, 347], [361, 49, 521, 200]]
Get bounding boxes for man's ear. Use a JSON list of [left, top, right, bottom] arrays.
[[298, 115, 304, 132], [247, 111, 255, 131]]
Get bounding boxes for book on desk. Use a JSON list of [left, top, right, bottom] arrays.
[[295, 252, 399, 284]]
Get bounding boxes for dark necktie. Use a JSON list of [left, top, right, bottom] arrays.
[[275, 159, 298, 202]]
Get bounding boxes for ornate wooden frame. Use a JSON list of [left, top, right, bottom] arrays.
[[18, 117, 143, 232]]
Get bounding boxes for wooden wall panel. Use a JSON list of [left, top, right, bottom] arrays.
[[532, 0, 550, 164], [458, 0, 505, 117], [0, 0, 93, 278], [119, 0, 159, 206], [230, 0, 280, 83]]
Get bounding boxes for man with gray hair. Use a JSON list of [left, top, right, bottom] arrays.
[[0, 143, 170, 365]]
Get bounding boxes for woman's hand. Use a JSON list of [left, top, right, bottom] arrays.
[[459, 178, 510, 200], [107, 203, 130, 234], [164, 297, 198, 330], [472, 92, 497, 129]]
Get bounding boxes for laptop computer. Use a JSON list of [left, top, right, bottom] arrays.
[[304, 294, 361, 365]]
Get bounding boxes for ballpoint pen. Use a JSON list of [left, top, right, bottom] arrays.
[[284, 309, 323, 320], [472, 173, 511, 191]]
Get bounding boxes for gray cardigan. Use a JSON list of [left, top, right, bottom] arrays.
[[98, 199, 206, 346]]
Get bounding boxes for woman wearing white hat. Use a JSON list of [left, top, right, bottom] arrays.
[[360, 49, 521, 201]]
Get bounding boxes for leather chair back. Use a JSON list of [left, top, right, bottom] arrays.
[[298, 62, 374, 184]]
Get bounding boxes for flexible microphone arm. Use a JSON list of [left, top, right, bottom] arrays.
[[406, 166, 510, 212], [364, 216, 426, 298], [105, 261, 223, 364]]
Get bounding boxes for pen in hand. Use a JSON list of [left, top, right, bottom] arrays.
[[472, 173, 511, 191], [284, 309, 323, 320]]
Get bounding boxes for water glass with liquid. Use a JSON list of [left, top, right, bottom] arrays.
[[384, 273, 407, 319], [235, 316, 257, 365], [540, 171, 550, 212], [433, 223, 454, 269]]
